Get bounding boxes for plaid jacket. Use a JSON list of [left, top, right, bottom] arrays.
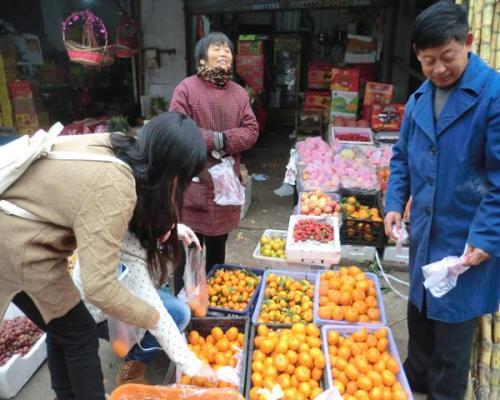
[[169, 75, 259, 236]]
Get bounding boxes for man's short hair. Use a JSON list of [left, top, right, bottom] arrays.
[[194, 32, 234, 64], [412, 1, 469, 51]]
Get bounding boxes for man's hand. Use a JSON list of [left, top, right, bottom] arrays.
[[384, 211, 402, 241], [463, 245, 491, 266]]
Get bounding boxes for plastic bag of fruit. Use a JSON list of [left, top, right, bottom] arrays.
[[208, 154, 245, 206], [108, 317, 142, 357], [109, 383, 245, 400], [178, 246, 208, 317]]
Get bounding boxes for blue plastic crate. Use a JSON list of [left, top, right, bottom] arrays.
[[206, 264, 264, 316], [313, 270, 387, 327], [321, 324, 413, 399]]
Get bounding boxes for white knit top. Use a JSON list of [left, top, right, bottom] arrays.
[[72, 231, 202, 375]]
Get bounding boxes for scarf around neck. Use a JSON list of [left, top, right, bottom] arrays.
[[196, 63, 232, 89]]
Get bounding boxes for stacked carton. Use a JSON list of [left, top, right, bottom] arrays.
[[330, 68, 360, 122], [9, 80, 40, 134], [236, 39, 264, 93], [0, 54, 16, 128]]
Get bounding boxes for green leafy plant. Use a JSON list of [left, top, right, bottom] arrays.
[[107, 115, 131, 134], [150, 96, 168, 117]]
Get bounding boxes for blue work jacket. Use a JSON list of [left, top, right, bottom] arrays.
[[385, 53, 500, 323]]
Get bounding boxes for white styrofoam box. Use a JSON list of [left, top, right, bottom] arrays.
[[340, 244, 377, 262], [383, 246, 409, 265], [0, 303, 47, 399], [286, 215, 341, 266]]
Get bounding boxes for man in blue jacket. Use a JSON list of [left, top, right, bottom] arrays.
[[384, 2, 500, 399]]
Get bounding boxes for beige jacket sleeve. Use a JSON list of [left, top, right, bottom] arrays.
[[73, 165, 158, 329]]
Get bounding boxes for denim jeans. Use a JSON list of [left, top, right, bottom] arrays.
[[97, 288, 190, 364]]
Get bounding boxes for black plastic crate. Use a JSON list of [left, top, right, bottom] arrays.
[[186, 317, 250, 395], [245, 324, 327, 399], [206, 264, 264, 317], [339, 190, 385, 248]]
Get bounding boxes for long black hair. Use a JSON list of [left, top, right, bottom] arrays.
[[110, 112, 206, 286]]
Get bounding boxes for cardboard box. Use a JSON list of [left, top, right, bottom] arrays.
[[330, 90, 359, 117], [330, 68, 360, 92], [15, 113, 38, 128], [236, 54, 264, 66], [344, 34, 377, 64], [307, 62, 333, 89], [238, 41, 263, 56], [371, 103, 405, 131], [9, 80, 33, 99], [364, 82, 393, 106], [236, 64, 264, 78], [12, 98, 36, 114], [304, 90, 331, 111]]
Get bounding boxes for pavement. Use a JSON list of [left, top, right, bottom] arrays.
[[12, 132, 425, 399]]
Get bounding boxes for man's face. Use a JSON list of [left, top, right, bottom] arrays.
[[415, 34, 473, 88], [206, 42, 233, 70]]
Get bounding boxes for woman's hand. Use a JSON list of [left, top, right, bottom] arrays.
[[177, 224, 202, 250], [190, 362, 217, 384]]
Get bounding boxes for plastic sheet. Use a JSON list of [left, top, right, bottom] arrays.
[[109, 383, 245, 400]]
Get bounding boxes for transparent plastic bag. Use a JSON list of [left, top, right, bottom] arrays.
[[109, 383, 244, 400], [178, 246, 208, 317], [422, 252, 469, 298], [108, 317, 141, 357], [208, 154, 245, 206], [392, 220, 409, 255]]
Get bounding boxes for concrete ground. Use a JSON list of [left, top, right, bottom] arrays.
[[12, 131, 425, 399]]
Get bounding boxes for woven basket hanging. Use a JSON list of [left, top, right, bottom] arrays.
[[115, 15, 139, 58]]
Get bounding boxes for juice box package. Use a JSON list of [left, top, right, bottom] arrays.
[[308, 62, 333, 89], [364, 82, 393, 105]]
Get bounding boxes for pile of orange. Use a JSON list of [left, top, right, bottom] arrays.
[[316, 266, 382, 324], [257, 273, 315, 324], [179, 325, 246, 389], [249, 323, 326, 400], [327, 327, 408, 400], [207, 268, 261, 311]]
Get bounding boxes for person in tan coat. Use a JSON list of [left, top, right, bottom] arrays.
[[0, 112, 208, 400]]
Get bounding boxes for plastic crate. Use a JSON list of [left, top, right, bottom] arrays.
[[185, 317, 250, 395], [251, 269, 318, 327], [285, 215, 341, 266], [321, 325, 413, 399], [0, 304, 47, 399], [340, 190, 385, 248], [206, 264, 264, 316], [313, 271, 387, 327], [295, 191, 342, 216], [245, 324, 327, 400]]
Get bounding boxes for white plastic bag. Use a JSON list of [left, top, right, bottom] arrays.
[[392, 221, 409, 255], [208, 153, 245, 206], [422, 252, 469, 298], [177, 246, 208, 317]]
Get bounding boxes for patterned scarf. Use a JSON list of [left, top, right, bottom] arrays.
[[196, 63, 233, 89]]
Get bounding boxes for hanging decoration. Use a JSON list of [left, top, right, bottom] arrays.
[[115, 15, 140, 58], [61, 10, 114, 67]]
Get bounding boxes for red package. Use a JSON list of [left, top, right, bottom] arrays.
[[364, 82, 393, 105], [237, 41, 263, 56], [9, 80, 33, 99], [330, 68, 360, 92], [308, 62, 333, 89], [304, 90, 331, 111], [235, 54, 264, 66], [371, 103, 405, 131]]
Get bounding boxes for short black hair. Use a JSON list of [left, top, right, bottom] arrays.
[[194, 32, 234, 64], [412, 1, 469, 51]]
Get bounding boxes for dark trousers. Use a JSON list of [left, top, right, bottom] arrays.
[[404, 300, 476, 400], [13, 292, 105, 400], [195, 233, 228, 272]]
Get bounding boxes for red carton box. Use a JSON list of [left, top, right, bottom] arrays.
[[371, 103, 405, 131], [9, 80, 33, 99], [364, 82, 393, 106], [237, 41, 263, 56], [330, 68, 360, 92], [236, 64, 264, 78], [236, 55, 264, 66], [307, 62, 333, 89], [245, 76, 264, 91], [304, 90, 331, 111]]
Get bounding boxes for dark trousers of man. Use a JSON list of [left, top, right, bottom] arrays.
[[13, 292, 105, 400], [195, 233, 228, 272], [404, 299, 476, 400]]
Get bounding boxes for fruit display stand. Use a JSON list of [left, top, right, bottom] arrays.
[[285, 215, 341, 266], [321, 325, 413, 399], [0, 304, 47, 399], [313, 270, 387, 327], [165, 317, 250, 395], [340, 191, 385, 249], [206, 264, 264, 317], [251, 269, 318, 328], [245, 323, 328, 400]]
